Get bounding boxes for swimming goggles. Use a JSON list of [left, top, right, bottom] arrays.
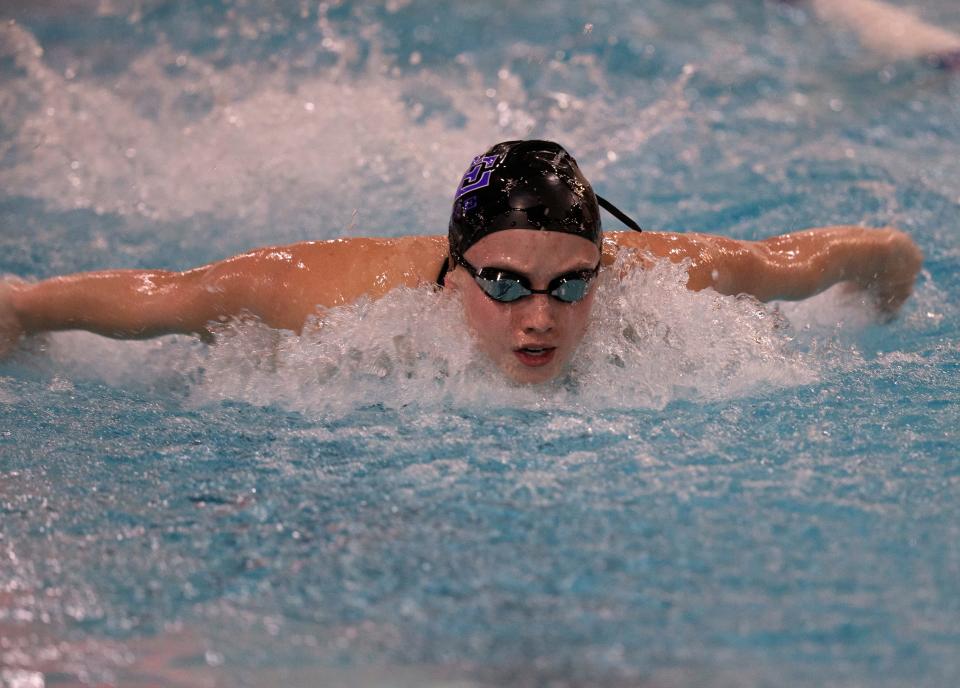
[[453, 253, 600, 303]]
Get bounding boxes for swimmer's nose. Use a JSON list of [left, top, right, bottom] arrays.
[[518, 294, 556, 333]]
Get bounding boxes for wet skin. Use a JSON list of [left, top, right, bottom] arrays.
[[1, 226, 923, 383], [443, 230, 601, 385]]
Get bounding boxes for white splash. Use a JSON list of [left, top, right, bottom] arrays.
[[0, 19, 693, 235], [0, 20, 488, 227], [24, 255, 863, 417]]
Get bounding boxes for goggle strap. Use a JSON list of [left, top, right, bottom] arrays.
[[436, 254, 452, 286], [597, 195, 642, 233]]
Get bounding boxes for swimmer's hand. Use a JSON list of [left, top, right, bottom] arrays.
[[846, 227, 923, 318], [0, 278, 26, 358]]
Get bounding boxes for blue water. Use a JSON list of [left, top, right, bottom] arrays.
[[1, 1, 959, 686]]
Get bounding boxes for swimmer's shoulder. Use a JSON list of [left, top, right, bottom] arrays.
[[233, 235, 448, 303], [249, 234, 443, 259], [603, 230, 720, 265]]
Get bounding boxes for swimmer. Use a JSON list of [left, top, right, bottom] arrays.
[[0, 139, 922, 383], [780, 0, 960, 69]]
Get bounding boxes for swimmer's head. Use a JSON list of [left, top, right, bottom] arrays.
[[438, 141, 640, 383], [446, 227, 602, 384], [447, 140, 603, 261], [444, 140, 640, 384]]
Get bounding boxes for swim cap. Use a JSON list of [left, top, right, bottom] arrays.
[[448, 140, 604, 259]]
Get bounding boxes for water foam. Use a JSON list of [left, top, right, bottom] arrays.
[[19, 255, 849, 417], [0, 20, 482, 229], [0, 18, 694, 238]]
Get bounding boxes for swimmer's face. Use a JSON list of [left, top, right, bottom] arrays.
[[446, 229, 601, 384]]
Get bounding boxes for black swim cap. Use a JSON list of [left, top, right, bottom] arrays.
[[448, 140, 604, 259]]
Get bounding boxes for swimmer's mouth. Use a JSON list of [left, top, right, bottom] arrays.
[[514, 346, 557, 367]]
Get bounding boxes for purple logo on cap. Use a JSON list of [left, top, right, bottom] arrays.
[[455, 154, 499, 200]]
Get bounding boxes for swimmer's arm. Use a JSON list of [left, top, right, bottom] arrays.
[[691, 226, 922, 313], [0, 236, 445, 355], [0, 250, 324, 353]]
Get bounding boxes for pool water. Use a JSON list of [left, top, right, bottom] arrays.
[[1, 1, 959, 686]]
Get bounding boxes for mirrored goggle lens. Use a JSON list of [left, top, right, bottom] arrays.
[[475, 276, 531, 302], [474, 274, 592, 303], [549, 278, 590, 303]]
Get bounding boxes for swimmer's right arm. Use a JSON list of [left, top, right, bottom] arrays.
[[0, 236, 443, 357], [0, 250, 323, 357]]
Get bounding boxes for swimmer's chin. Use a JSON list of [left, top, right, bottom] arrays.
[[495, 359, 575, 387]]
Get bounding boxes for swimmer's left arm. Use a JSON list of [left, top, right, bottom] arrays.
[[690, 226, 923, 313]]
